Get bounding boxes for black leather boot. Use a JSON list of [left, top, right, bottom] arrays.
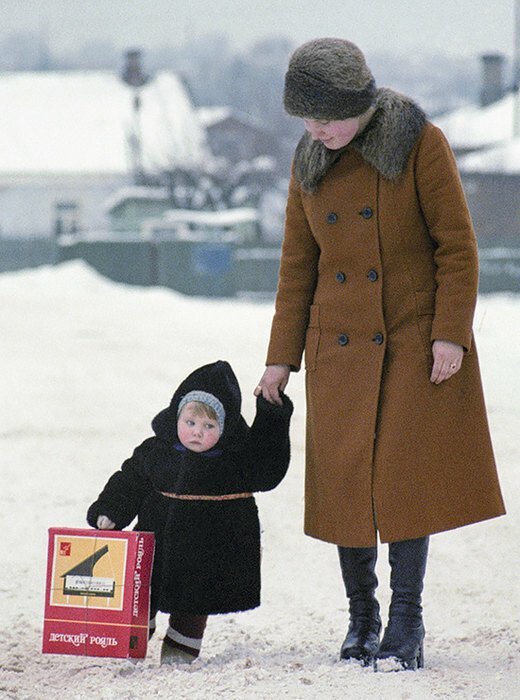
[[375, 536, 429, 671], [338, 546, 382, 666]]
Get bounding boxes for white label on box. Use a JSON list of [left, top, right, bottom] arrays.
[[64, 575, 115, 596]]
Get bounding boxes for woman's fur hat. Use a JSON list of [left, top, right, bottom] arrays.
[[284, 38, 376, 120]]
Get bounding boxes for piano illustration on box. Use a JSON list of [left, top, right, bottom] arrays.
[[61, 544, 115, 598]]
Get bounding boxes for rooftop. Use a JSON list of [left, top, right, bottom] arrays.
[[434, 92, 518, 150], [0, 69, 207, 178]]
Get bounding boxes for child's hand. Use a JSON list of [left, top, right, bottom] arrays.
[[97, 515, 116, 530], [256, 391, 293, 417]]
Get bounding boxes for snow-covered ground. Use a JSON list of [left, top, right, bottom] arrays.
[[0, 261, 518, 700]]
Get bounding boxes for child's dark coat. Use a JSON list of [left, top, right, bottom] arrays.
[[87, 361, 293, 615]]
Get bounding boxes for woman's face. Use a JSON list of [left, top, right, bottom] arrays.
[[303, 117, 360, 150]]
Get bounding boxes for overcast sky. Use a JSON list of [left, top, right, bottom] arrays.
[[1, 0, 516, 59]]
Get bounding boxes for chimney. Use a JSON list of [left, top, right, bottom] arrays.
[[121, 49, 149, 88], [479, 53, 505, 107]]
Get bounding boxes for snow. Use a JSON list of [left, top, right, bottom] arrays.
[[197, 106, 233, 128], [196, 106, 263, 131], [140, 208, 259, 243], [0, 71, 207, 178], [161, 208, 258, 225], [0, 261, 518, 700], [434, 92, 517, 150], [458, 136, 520, 173], [103, 187, 172, 213]]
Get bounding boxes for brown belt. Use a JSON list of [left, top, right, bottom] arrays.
[[159, 491, 253, 501]]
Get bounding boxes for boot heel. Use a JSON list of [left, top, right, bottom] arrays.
[[405, 642, 424, 671]]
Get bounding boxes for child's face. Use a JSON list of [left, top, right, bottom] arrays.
[[177, 402, 221, 453]]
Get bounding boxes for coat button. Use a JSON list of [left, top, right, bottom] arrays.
[[338, 333, 349, 346], [327, 212, 338, 224], [367, 269, 379, 282], [336, 271, 346, 283], [360, 207, 373, 219], [373, 333, 384, 345]]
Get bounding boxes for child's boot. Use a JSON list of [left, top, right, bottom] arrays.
[[160, 612, 208, 665]]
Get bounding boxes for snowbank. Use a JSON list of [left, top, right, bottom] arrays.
[[0, 262, 518, 699]]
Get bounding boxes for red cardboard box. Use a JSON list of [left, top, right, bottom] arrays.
[[43, 527, 155, 659]]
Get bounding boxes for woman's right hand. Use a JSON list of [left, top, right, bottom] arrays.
[[254, 364, 291, 406]]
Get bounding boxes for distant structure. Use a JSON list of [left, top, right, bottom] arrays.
[[121, 49, 150, 185], [432, 25, 520, 294], [0, 58, 206, 238], [479, 53, 506, 107], [437, 0, 520, 153], [197, 106, 291, 172], [434, 91, 515, 156]]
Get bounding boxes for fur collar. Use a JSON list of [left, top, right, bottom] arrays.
[[293, 88, 426, 192]]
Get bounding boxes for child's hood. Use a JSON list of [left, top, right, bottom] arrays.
[[151, 360, 249, 450]]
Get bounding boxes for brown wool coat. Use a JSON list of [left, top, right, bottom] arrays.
[[266, 113, 505, 547]]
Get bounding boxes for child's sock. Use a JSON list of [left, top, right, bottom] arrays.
[[160, 612, 208, 664]]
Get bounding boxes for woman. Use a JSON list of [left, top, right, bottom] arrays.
[[255, 38, 505, 671]]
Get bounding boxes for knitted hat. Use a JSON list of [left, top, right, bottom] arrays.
[[177, 390, 225, 434], [284, 38, 376, 120]]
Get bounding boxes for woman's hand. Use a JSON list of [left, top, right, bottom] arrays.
[[430, 340, 463, 384], [254, 365, 291, 405]]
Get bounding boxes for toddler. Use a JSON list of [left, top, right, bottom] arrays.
[[87, 360, 293, 664]]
